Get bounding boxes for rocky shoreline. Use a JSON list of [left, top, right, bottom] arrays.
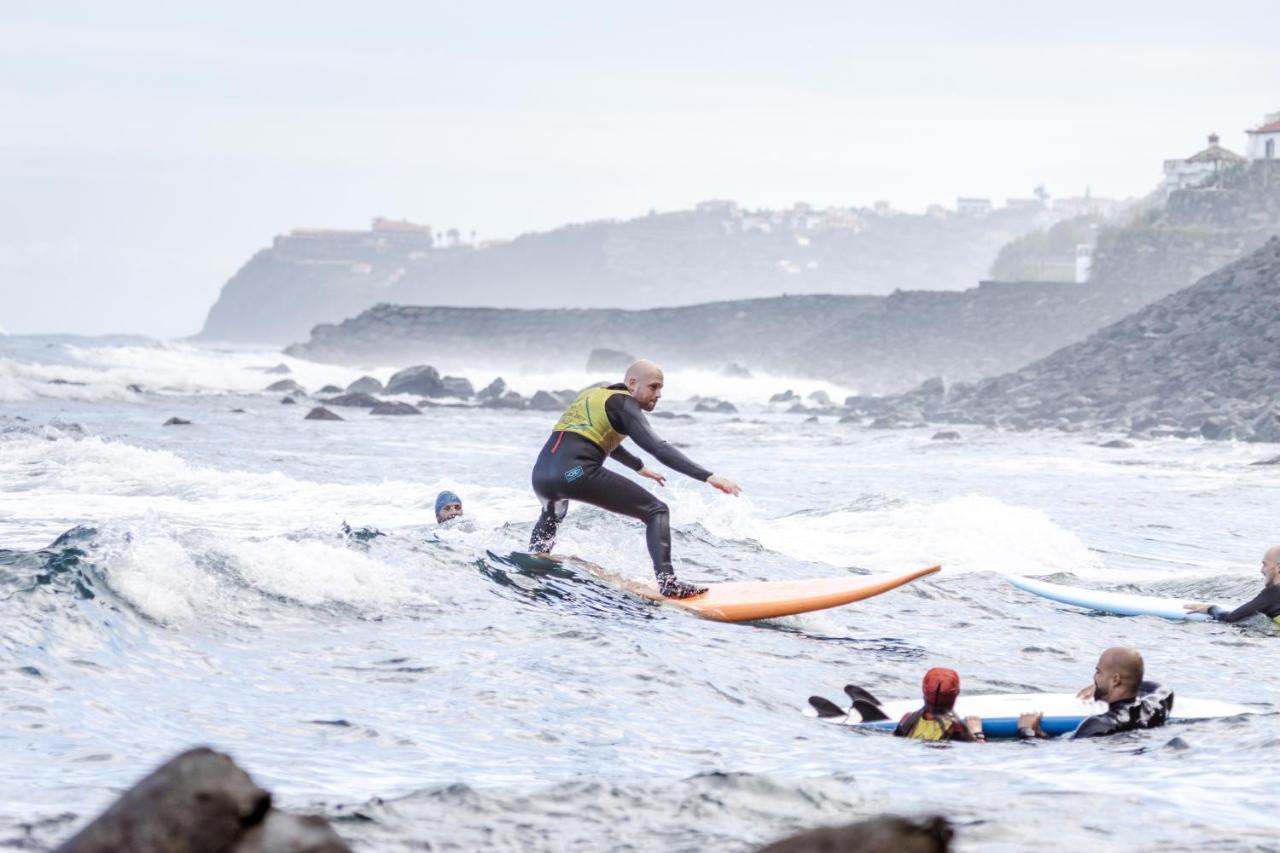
[[842, 238, 1280, 443]]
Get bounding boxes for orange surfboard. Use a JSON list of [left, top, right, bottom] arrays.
[[547, 555, 941, 622]]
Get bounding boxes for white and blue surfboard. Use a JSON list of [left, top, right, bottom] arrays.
[[807, 685, 1254, 738], [1005, 575, 1212, 621]]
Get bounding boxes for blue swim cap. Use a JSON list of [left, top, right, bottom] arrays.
[[434, 490, 462, 520]]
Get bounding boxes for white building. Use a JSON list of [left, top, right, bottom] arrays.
[[1075, 244, 1094, 283], [1246, 112, 1280, 160], [1163, 134, 1246, 192], [956, 197, 992, 217]]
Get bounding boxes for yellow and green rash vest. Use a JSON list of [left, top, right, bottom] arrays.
[[552, 387, 631, 454]]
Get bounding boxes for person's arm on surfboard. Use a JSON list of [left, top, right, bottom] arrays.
[[1199, 586, 1279, 622]]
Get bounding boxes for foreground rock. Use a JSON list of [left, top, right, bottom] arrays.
[[384, 365, 445, 397], [305, 407, 343, 421], [757, 814, 952, 853], [852, 238, 1280, 443], [55, 747, 350, 852]]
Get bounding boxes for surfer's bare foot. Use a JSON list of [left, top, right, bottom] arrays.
[[657, 573, 707, 599]]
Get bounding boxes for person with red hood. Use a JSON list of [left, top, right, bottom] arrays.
[[893, 668, 986, 743]]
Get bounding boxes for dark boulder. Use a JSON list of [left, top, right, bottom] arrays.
[[440, 375, 475, 398], [53, 747, 350, 853], [757, 814, 952, 853], [263, 363, 292, 375], [265, 379, 304, 394], [320, 392, 381, 408], [931, 430, 962, 441], [163, 417, 192, 426], [305, 407, 343, 421], [770, 389, 798, 403], [1099, 438, 1134, 449], [481, 391, 526, 410], [370, 402, 421, 416], [317, 384, 343, 395], [585, 347, 634, 373], [477, 377, 507, 401], [695, 399, 737, 414], [126, 383, 144, 393], [529, 390, 567, 411], [280, 396, 297, 405], [384, 365, 444, 397], [345, 376, 384, 394], [807, 390, 832, 406]]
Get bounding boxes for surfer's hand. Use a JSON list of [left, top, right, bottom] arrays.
[[964, 715, 983, 735], [1017, 712, 1045, 738], [656, 572, 707, 599], [707, 474, 741, 496], [1076, 685, 1095, 701], [1183, 602, 1211, 613], [639, 467, 667, 487]]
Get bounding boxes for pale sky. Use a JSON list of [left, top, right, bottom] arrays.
[[1, 1, 1274, 337]]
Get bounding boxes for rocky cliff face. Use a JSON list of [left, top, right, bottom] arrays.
[[853, 237, 1280, 441], [199, 204, 1043, 344]]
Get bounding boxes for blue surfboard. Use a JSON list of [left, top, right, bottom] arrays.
[[1005, 575, 1211, 621]]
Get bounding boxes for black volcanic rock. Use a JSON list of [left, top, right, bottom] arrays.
[[477, 377, 506, 400], [481, 391, 526, 410], [305, 407, 343, 421], [770, 390, 798, 403], [280, 396, 297, 405], [321, 391, 381, 407], [162, 417, 191, 426], [440, 375, 475, 398], [317, 384, 343, 394], [385, 365, 444, 397], [897, 237, 1280, 442], [695, 399, 737, 414], [346, 375, 384, 394], [370, 401, 421, 415], [265, 379, 304, 393]]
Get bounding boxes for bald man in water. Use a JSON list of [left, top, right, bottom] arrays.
[[1019, 647, 1173, 739], [528, 360, 741, 599], [1184, 545, 1280, 626]]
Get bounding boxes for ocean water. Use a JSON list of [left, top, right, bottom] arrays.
[[0, 335, 1276, 852]]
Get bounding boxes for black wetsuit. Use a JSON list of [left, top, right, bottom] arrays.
[[529, 385, 712, 597], [1071, 681, 1172, 739], [1207, 585, 1280, 624]]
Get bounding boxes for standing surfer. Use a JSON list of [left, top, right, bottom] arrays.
[[528, 360, 740, 599]]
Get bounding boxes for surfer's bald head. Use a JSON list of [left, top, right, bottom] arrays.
[[624, 360, 665, 411], [1093, 647, 1144, 702]]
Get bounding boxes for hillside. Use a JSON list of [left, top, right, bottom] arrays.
[[199, 202, 1043, 343], [852, 237, 1280, 441]]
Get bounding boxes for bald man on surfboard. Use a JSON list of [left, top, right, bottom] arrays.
[[528, 360, 741, 599]]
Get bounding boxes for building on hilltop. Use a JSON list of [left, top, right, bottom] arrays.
[[1246, 112, 1280, 160], [696, 199, 739, 215], [1163, 134, 1246, 192], [956, 197, 992, 217]]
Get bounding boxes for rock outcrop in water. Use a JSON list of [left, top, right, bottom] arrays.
[[849, 237, 1280, 441], [55, 747, 350, 852], [757, 814, 953, 853]]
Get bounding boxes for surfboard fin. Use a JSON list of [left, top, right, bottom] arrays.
[[844, 684, 883, 706], [808, 696, 848, 718], [851, 699, 890, 722]]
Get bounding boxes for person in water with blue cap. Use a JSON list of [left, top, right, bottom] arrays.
[[435, 490, 463, 524]]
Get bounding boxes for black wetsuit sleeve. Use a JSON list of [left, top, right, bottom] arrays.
[[1207, 585, 1280, 623], [609, 444, 644, 472], [1070, 714, 1116, 739], [605, 394, 713, 482]]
